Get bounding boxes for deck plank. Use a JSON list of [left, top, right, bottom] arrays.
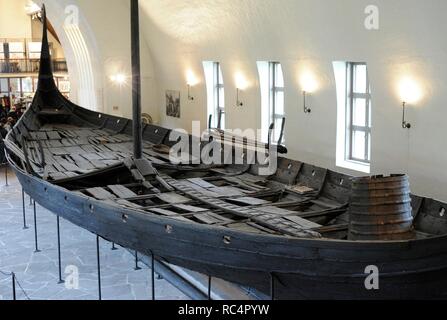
[[108, 185, 138, 198], [156, 193, 190, 204], [85, 187, 115, 200]]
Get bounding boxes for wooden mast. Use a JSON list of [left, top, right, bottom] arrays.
[[131, 0, 143, 159]]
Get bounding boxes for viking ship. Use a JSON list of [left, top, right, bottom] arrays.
[[4, 7, 447, 300]]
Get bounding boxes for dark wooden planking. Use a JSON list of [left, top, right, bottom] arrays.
[[414, 198, 447, 236], [296, 163, 327, 193], [272, 158, 303, 185], [85, 187, 115, 200], [108, 185, 138, 198]]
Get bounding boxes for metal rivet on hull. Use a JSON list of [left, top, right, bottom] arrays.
[[223, 236, 231, 245]]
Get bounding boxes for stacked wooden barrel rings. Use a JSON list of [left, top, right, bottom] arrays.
[[348, 174, 415, 241]]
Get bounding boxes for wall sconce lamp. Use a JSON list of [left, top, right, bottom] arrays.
[[236, 88, 244, 107], [300, 73, 318, 114], [401, 101, 411, 129], [186, 70, 198, 101], [235, 72, 248, 107], [303, 91, 311, 114], [110, 73, 127, 86], [187, 84, 194, 101], [399, 78, 421, 129]]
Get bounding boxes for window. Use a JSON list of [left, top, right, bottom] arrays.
[[270, 62, 285, 143], [28, 42, 42, 60], [56, 77, 71, 94], [8, 42, 25, 59], [347, 63, 371, 163], [334, 61, 372, 173], [0, 79, 8, 95], [0, 76, 70, 100], [257, 61, 285, 144], [0, 43, 5, 59], [203, 61, 225, 129], [9, 78, 21, 97], [22, 78, 34, 98]]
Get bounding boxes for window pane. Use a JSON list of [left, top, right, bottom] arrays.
[[275, 64, 284, 88], [354, 64, 367, 93], [9, 78, 20, 95], [218, 65, 223, 84], [353, 98, 366, 126], [28, 42, 42, 59], [22, 77, 32, 93], [9, 42, 25, 59], [218, 87, 224, 109], [220, 110, 226, 129], [0, 78, 8, 92], [275, 91, 284, 115], [9, 42, 24, 52], [352, 130, 366, 160], [33, 78, 38, 91]]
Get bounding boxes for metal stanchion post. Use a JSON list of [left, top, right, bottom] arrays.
[[57, 215, 64, 284], [33, 200, 40, 253], [12, 272, 16, 301], [111, 242, 118, 251], [96, 235, 102, 301], [151, 252, 155, 300], [22, 189, 28, 229], [5, 165, 8, 187]]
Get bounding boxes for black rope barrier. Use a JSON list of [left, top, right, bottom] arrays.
[[0, 270, 31, 300]]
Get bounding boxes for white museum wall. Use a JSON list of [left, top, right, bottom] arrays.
[[74, 0, 159, 120], [137, 0, 447, 201], [31, 0, 159, 119], [0, 0, 33, 39]]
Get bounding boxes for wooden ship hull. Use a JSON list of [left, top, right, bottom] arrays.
[[5, 6, 447, 300]]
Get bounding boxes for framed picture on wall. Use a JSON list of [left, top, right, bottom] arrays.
[[166, 90, 180, 118]]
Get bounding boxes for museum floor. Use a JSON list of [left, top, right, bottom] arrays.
[[0, 167, 188, 300]]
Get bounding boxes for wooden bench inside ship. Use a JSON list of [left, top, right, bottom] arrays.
[[17, 123, 436, 240]]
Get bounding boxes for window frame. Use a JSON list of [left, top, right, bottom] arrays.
[[0, 43, 5, 60], [28, 42, 43, 60], [213, 62, 225, 129], [269, 62, 285, 144], [346, 62, 371, 164], [7, 41, 26, 60]]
